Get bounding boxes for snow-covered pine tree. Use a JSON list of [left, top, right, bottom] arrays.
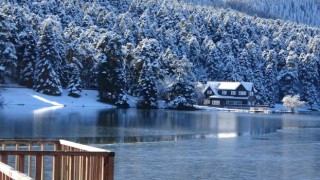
[[308, 36, 320, 86], [202, 37, 222, 81], [277, 52, 299, 98], [18, 31, 37, 87], [264, 50, 278, 107], [132, 38, 161, 96], [137, 62, 158, 109], [246, 42, 267, 104], [114, 13, 137, 45], [137, 8, 156, 41], [96, 32, 128, 107], [0, 12, 17, 82], [34, 17, 63, 96], [169, 55, 195, 110], [299, 53, 319, 109], [160, 48, 178, 76], [216, 39, 239, 81], [67, 57, 82, 97], [238, 48, 253, 81], [132, 38, 162, 108], [78, 27, 98, 88]]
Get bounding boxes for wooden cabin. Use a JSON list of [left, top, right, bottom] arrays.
[[203, 81, 256, 107], [0, 139, 114, 180]]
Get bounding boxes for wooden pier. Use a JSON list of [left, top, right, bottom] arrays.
[[0, 139, 114, 180]]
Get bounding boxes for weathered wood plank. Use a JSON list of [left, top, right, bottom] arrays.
[[41, 144, 44, 180], [27, 144, 31, 177], [18, 155, 24, 173], [35, 155, 42, 180], [0, 155, 7, 164], [106, 156, 114, 180], [53, 155, 61, 180]]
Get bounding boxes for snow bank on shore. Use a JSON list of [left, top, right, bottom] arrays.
[[194, 104, 313, 113], [0, 87, 114, 108]]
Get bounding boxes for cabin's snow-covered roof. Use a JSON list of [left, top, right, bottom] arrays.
[[241, 82, 254, 91], [218, 82, 241, 90], [202, 81, 220, 94], [203, 81, 254, 92]]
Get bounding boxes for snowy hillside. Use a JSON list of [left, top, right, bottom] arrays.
[[0, 0, 320, 109], [183, 0, 320, 27]]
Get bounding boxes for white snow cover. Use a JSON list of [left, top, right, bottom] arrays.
[[203, 81, 253, 92], [241, 82, 254, 91], [0, 88, 114, 108], [202, 81, 220, 93], [218, 82, 241, 90]]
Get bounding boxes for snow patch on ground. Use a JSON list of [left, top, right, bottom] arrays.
[[126, 94, 138, 108], [31, 95, 63, 106], [0, 87, 114, 108]]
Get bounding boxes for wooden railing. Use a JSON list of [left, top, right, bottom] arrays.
[[0, 139, 114, 180]]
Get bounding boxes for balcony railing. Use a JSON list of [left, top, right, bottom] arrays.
[[0, 139, 114, 180]]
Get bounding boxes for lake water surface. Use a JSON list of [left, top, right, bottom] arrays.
[[1, 106, 320, 180]]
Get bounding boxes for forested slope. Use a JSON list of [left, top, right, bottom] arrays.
[[184, 0, 320, 27], [0, 0, 319, 108]]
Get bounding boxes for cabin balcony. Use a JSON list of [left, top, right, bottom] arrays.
[[0, 139, 114, 180]]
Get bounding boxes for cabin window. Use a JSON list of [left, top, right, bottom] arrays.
[[207, 90, 213, 95], [227, 101, 242, 105], [222, 91, 227, 95], [231, 91, 236, 95], [250, 92, 254, 96], [204, 100, 210, 105], [239, 91, 247, 96], [212, 100, 220, 105]]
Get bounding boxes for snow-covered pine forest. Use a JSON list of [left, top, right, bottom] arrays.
[[184, 0, 320, 27], [0, 0, 320, 109]]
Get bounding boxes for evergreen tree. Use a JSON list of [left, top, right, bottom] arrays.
[[96, 32, 128, 107], [238, 49, 253, 81], [18, 31, 37, 87], [299, 53, 319, 109], [169, 56, 195, 110], [137, 63, 158, 109], [34, 17, 63, 96], [264, 50, 279, 106], [132, 38, 161, 96], [0, 13, 17, 82], [67, 58, 82, 97], [202, 37, 222, 81], [277, 52, 299, 98]]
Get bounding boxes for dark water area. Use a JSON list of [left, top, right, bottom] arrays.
[[1, 106, 320, 179]]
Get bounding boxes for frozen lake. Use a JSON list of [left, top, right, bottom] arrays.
[[1, 106, 320, 179]]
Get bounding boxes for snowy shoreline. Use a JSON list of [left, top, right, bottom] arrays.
[[194, 103, 314, 113], [0, 87, 115, 109], [0, 87, 315, 113]]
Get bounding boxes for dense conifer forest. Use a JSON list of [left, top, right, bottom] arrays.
[[184, 0, 320, 27], [0, 0, 319, 109]]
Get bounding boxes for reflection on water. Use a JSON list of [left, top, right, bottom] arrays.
[[33, 105, 64, 114], [1, 107, 320, 179], [1, 107, 319, 144]]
